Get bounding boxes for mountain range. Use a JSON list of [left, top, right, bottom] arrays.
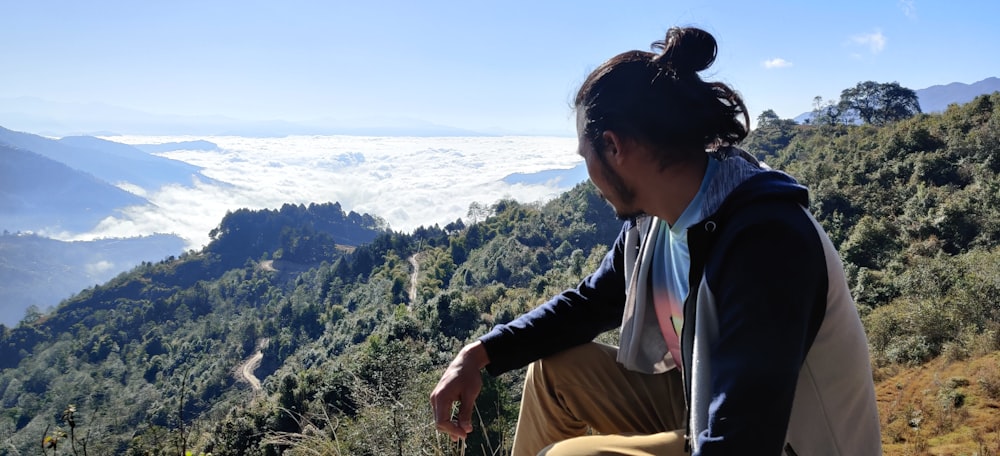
[[0, 128, 226, 325], [0, 126, 221, 194], [0, 143, 147, 234], [916, 77, 1000, 112], [0, 97, 494, 137]]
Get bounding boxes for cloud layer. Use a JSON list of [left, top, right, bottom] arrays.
[[73, 135, 581, 250]]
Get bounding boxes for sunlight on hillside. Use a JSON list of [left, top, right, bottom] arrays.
[[877, 352, 1000, 455]]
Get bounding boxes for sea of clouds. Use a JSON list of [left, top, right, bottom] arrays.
[[77, 135, 584, 250]]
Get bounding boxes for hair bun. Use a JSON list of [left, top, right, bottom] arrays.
[[651, 27, 718, 74]]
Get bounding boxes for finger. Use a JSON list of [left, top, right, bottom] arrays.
[[432, 397, 467, 439], [437, 421, 465, 441], [456, 396, 475, 433], [431, 396, 452, 427]]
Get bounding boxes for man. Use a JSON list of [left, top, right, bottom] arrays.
[[431, 26, 881, 456]]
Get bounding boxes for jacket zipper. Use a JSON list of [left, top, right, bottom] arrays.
[[680, 219, 715, 453]]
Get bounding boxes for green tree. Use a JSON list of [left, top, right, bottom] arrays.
[[838, 81, 921, 125], [809, 96, 844, 126], [841, 215, 901, 269], [745, 109, 800, 157]]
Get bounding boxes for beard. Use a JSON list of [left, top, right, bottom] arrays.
[[596, 158, 644, 220], [608, 199, 646, 221]]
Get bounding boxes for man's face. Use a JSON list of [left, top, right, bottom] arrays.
[[576, 110, 643, 220]]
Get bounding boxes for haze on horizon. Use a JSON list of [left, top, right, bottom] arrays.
[[68, 134, 584, 251], [2, 0, 1000, 136]]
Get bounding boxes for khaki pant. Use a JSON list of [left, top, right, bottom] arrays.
[[511, 342, 688, 456]]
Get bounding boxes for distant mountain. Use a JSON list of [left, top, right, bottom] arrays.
[[793, 77, 1000, 123], [502, 162, 588, 188], [0, 233, 185, 326], [133, 140, 221, 153], [0, 143, 148, 233], [0, 127, 222, 324], [0, 97, 245, 137], [0, 126, 218, 191], [915, 77, 1000, 113], [0, 97, 490, 137]]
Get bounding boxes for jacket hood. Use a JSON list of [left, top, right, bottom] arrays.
[[699, 147, 809, 222]]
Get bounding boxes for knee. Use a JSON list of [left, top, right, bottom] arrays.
[[525, 342, 617, 394], [537, 437, 615, 456]]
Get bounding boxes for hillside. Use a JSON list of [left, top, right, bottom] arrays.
[[750, 94, 1000, 454], [0, 184, 614, 455], [0, 126, 216, 191], [0, 143, 148, 233], [0, 131, 213, 327], [1, 94, 999, 455], [0, 233, 186, 327], [877, 353, 1000, 455]]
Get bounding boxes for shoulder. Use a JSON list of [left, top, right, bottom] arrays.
[[700, 197, 828, 285]]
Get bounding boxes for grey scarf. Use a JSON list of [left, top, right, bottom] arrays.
[[616, 216, 674, 374]]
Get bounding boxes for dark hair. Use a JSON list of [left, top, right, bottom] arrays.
[[575, 26, 749, 167]]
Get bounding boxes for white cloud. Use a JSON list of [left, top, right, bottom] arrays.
[[85, 260, 115, 277], [898, 0, 917, 19], [762, 58, 793, 69], [115, 182, 148, 197], [850, 30, 887, 55], [76, 135, 582, 250]]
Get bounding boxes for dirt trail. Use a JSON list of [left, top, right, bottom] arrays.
[[237, 338, 269, 392], [240, 351, 263, 391], [408, 253, 420, 304]]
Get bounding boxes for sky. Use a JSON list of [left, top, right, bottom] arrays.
[[3, 0, 1000, 136]]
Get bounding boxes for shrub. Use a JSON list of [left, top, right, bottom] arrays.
[[978, 363, 1000, 400], [884, 334, 933, 365]]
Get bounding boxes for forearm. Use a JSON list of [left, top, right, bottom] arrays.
[[479, 286, 623, 375], [458, 340, 490, 370], [480, 224, 631, 375]]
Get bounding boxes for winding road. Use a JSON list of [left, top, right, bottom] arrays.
[[237, 338, 268, 392], [408, 254, 420, 304], [240, 351, 263, 391]]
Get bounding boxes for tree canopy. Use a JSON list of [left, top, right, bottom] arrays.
[[838, 81, 922, 125], [808, 81, 922, 126]]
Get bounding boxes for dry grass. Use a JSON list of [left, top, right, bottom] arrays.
[[877, 351, 1000, 455]]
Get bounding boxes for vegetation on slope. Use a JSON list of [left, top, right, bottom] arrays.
[[2, 89, 999, 455]]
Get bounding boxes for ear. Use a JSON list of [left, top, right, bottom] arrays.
[[601, 130, 628, 166]]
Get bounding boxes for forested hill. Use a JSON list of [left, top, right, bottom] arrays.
[[204, 202, 386, 263], [0, 201, 384, 368], [0, 182, 620, 455], [2, 93, 1000, 455]]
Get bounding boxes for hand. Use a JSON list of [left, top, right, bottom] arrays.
[[430, 341, 490, 441]]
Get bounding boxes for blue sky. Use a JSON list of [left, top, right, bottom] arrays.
[[2, 0, 999, 135]]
